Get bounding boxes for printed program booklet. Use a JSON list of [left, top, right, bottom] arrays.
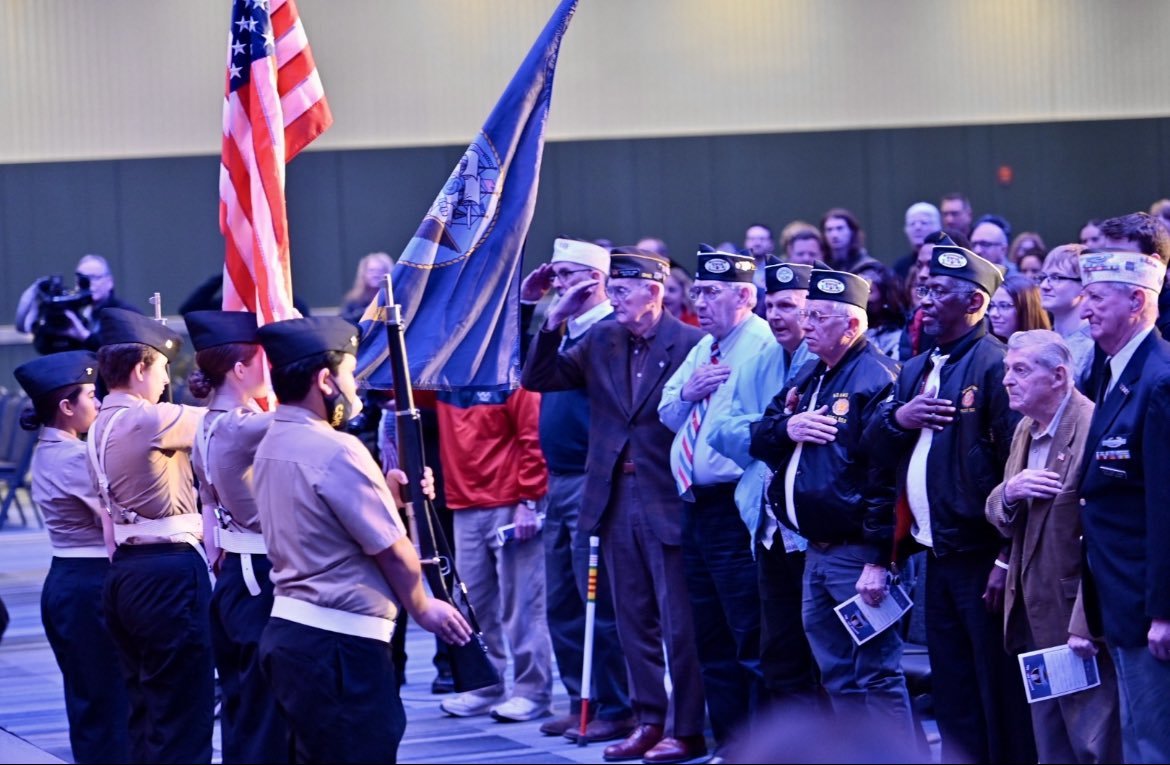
[[1018, 645, 1100, 703], [834, 584, 913, 646]]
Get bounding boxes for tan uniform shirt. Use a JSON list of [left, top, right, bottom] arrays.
[[191, 403, 272, 534], [32, 428, 105, 549], [254, 405, 406, 620], [89, 392, 204, 544]]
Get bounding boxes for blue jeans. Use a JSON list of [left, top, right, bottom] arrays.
[[802, 544, 914, 735], [1110, 644, 1170, 763], [682, 484, 763, 746]]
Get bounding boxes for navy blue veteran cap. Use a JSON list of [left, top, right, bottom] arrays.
[[929, 245, 1003, 295], [98, 307, 182, 361], [609, 250, 669, 282], [15, 350, 98, 399], [257, 317, 359, 369], [765, 263, 813, 293], [695, 251, 755, 283], [808, 269, 869, 309], [184, 310, 260, 352]]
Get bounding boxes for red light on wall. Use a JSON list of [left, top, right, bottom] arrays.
[[997, 165, 1014, 186]]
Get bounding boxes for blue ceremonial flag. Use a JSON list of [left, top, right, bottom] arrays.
[[357, 0, 579, 391]]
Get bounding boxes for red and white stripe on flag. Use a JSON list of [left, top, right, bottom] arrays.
[[219, 0, 331, 325]]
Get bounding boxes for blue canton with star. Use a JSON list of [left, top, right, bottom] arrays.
[[228, 0, 275, 92]]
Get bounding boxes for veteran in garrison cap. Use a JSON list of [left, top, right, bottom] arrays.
[[523, 246, 709, 762], [1073, 248, 1170, 762], [658, 248, 778, 749], [702, 259, 822, 709], [90, 304, 214, 762], [748, 269, 912, 729], [866, 245, 1034, 763], [252, 316, 470, 764]]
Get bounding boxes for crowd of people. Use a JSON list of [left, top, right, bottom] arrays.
[[7, 194, 1170, 765]]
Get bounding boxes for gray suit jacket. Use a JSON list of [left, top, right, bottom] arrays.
[[522, 312, 704, 544], [985, 390, 1095, 652]]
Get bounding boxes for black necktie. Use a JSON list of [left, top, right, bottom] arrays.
[[1096, 357, 1113, 405]]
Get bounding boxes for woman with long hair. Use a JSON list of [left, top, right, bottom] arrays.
[[855, 262, 908, 360], [987, 275, 1051, 341], [185, 310, 287, 765], [339, 252, 395, 324], [14, 351, 130, 764], [664, 265, 700, 327]]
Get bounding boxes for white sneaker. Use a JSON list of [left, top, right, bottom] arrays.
[[489, 696, 552, 722], [440, 691, 504, 718]]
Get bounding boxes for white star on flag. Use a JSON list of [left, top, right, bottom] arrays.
[[231, 39, 246, 56], [229, 63, 242, 79]]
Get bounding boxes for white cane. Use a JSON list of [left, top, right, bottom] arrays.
[[577, 535, 601, 746]]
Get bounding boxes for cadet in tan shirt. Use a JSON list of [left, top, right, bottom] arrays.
[[15, 351, 129, 764], [185, 310, 285, 765], [89, 308, 213, 764], [254, 317, 471, 764]]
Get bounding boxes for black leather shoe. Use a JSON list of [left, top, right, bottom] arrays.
[[430, 671, 455, 694]]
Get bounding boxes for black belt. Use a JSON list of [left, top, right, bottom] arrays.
[[807, 540, 863, 552], [113, 542, 196, 557]]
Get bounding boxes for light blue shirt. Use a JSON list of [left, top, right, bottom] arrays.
[[660, 314, 778, 488], [705, 338, 813, 554]]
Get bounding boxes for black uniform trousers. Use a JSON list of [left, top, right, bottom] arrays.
[[926, 549, 1036, 764], [261, 617, 405, 764], [42, 556, 130, 764], [103, 543, 214, 764], [211, 553, 287, 764]]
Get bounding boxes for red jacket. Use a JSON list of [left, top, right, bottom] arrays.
[[436, 387, 547, 510]]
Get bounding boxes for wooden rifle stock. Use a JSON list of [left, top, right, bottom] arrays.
[[378, 276, 500, 693]]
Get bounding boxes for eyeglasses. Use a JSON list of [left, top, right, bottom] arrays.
[[551, 267, 591, 281], [987, 301, 1015, 313], [688, 285, 726, 302], [797, 309, 850, 323], [605, 284, 643, 301], [1038, 272, 1079, 286], [915, 285, 974, 300]]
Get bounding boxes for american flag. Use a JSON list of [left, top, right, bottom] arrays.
[[219, 0, 331, 323]]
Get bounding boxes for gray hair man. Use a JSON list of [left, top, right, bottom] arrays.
[[985, 330, 1122, 763]]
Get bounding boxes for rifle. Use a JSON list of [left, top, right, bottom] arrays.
[[376, 274, 500, 693], [149, 292, 173, 403]]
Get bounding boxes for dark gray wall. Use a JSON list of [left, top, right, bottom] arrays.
[[2, 116, 1169, 387]]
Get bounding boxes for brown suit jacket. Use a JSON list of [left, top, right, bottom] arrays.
[[985, 389, 1095, 652], [522, 312, 704, 544]]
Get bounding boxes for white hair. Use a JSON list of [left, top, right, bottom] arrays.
[[1007, 330, 1073, 390], [843, 303, 869, 334], [905, 202, 941, 227]]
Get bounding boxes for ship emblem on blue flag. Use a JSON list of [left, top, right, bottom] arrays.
[[356, 0, 579, 391]]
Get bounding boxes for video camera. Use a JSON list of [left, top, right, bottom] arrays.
[[30, 274, 94, 354]]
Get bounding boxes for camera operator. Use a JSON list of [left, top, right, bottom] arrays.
[[15, 254, 142, 354]]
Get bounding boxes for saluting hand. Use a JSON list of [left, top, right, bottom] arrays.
[[681, 363, 731, 402], [894, 386, 955, 431], [787, 405, 838, 444], [545, 279, 601, 328], [1003, 468, 1062, 505], [520, 263, 555, 302], [417, 598, 473, 646]]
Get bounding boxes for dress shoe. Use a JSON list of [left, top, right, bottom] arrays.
[[602, 724, 664, 761], [565, 715, 637, 743], [642, 734, 708, 763], [540, 713, 580, 736]]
